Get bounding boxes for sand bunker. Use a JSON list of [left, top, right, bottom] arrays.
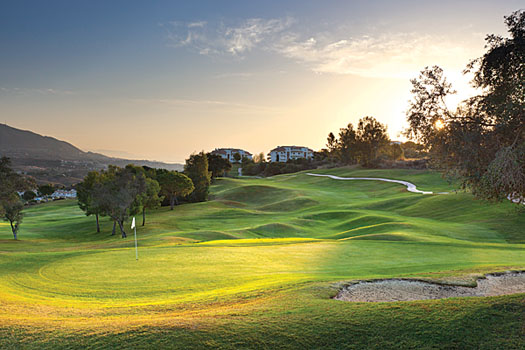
[[334, 272, 525, 302]]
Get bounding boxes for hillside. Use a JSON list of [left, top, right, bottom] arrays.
[[0, 123, 93, 160], [0, 124, 183, 185], [0, 168, 523, 349]]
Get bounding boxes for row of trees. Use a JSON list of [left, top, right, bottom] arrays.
[[323, 116, 396, 167], [405, 10, 524, 204], [242, 157, 317, 177], [77, 152, 212, 237], [0, 157, 34, 239], [78, 165, 160, 237]]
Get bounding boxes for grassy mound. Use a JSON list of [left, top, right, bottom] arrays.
[[332, 214, 397, 231], [247, 223, 305, 237], [258, 197, 318, 212], [349, 233, 422, 242], [302, 210, 358, 222], [328, 222, 420, 240], [216, 185, 295, 205], [177, 230, 240, 241]]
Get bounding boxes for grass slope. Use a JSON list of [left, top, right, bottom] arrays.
[[0, 168, 524, 349]]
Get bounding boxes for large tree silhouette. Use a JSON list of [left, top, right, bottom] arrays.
[[406, 10, 524, 204]]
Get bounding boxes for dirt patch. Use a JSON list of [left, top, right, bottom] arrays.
[[334, 271, 525, 302]]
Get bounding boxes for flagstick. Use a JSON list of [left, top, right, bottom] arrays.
[[131, 217, 138, 260], [134, 225, 138, 260]]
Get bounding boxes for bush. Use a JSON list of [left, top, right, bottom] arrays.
[[22, 191, 36, 201], [241, 159, 319, 177]]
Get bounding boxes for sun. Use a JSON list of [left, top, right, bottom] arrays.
[[434, 119, 445, 130]]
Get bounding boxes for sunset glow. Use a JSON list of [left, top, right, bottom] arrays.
[[0, 1, 520, 162], [1, 3, 524, 348]]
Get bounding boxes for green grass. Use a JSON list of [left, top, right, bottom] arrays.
[[0, 168, 524, 349]]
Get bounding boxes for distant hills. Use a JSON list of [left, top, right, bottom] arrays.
[[0, 124, 183, 186]]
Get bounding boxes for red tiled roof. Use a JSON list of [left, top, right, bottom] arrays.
[[269, 146, 314, 153], [211, 148, 252, 156]]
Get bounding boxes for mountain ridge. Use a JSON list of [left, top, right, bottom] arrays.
[[0, 124, 183, 185]]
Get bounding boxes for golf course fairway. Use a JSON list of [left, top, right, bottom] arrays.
[[1, 168, 524, 349]]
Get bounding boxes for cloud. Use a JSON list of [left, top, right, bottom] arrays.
[[165, 17, 295, 57], [224, 17, 295, 55], [274, 32, 479, 79], [188, 21, 206, 28], [165, 17, 482, 79]]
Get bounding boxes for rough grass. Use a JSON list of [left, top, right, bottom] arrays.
[[0, 167, 524, 349]]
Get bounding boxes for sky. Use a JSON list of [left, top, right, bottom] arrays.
[[0, 0, 522, 163]]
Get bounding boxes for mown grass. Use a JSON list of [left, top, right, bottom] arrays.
[[0, 168, 524, 349]]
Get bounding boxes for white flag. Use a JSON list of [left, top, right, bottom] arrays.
[[131, 217, 136, 229]]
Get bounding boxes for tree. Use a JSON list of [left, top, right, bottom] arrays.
[[3, 195, 24, 240], [184, 152, 211, 202], [37, 184, 55, 197], [337, 123, 358, 164], [402, 141, 427, 159], [139, 178, 163, 226], [253, 152, 266, 163], [125, 165, 162, 226], [22, 191, 36, 201], [0, 157, 33, 239], [156, 170, 194, 209], [243, 161, 265, 176], [326, 132, 338, 155], [232, 152, 241, 162], [95, 165, 147, 238], [380, 143, 404, 161], [77, 170, 104, 233], [241, 156, 253, 168], [263, 162, 283, 177], [405, 10, 525, 203], [326, 117, 390, 167], [405, 66, 456, 148], [206, 153, 232, 179], [314, 149, 330, 162], [355, 116, 390, 166]]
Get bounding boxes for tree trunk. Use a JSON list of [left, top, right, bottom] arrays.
[[142, 207, 146, 226], [112, 221, 116, 236], [170, 195, 175, 210], [10, 221, 17, 240], [96, 213, 100, 233], [118, 220, 127, 238], [174, 195, 179, 205]]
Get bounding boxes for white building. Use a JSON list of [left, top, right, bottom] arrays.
[[19, 188, 77, 202], [211, 148, 253, 163], [268, 146, 314, 162], [51, 189, 77, 199]]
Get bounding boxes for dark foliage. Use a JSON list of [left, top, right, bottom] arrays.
[[0, 157, 34, 239], [324, 116, 391, 167], [206, 153, 232, 179], [242, 158, 317, 177], [405, 10, 525, 204], [184, 152, 211, 202]]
